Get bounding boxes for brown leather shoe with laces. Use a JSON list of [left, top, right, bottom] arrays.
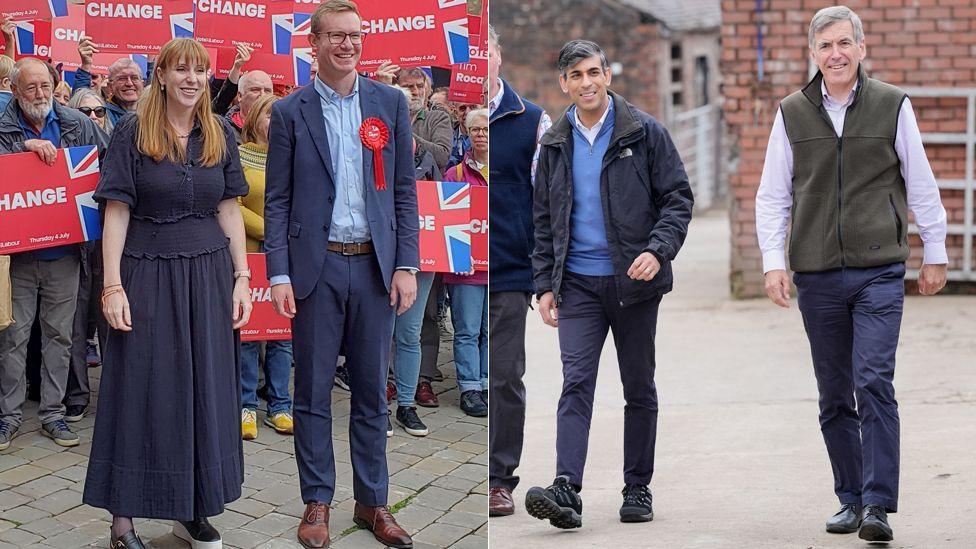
[[353, 502, 413, 548], [489, 487, 515, 516], [415, 381, 439, 407], [297, 502, 331, 548]]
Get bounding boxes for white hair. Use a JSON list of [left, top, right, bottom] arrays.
[[464, 108, 488, 131], [107, 57, 141, 80]]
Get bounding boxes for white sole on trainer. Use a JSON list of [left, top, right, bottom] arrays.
[[172, 521, 222, 549]]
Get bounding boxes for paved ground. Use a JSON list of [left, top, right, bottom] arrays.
[[489, 210, 976, 549], [0, 339, 488, 548]]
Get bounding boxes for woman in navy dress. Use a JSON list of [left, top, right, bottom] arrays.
[[83, 38, 252, 549]]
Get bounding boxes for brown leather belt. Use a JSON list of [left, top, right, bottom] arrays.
[[327, 240, 375, 255]]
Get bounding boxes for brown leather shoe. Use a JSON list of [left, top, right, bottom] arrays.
[[415, 381, 439, 408], [297, 502, 330, 548], [489, 487, 515, 516], [353, 502, 413, 549]]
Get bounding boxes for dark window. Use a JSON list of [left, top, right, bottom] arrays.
[[694, 56, 709, 106]]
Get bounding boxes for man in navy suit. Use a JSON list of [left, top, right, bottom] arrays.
[[264, 1, 419, 547]]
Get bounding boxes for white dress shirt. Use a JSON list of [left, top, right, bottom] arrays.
[[572, 100, 612, 146], [756, 81, 948, 273]]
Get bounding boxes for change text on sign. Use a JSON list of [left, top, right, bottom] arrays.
[[362, 15, 435, 35], [197, 0, 267, 18], [86, 3, 164, 19]]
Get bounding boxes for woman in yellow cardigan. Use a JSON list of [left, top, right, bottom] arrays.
[[238, 94, 294, 439]]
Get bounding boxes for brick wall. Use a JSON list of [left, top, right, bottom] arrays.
[[491, 0, 664, 120], [722, 0, 976, 298]]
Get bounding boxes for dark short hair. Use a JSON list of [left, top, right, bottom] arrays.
[[556, 40, 609, 77]]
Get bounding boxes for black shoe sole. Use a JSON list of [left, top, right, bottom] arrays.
[[525, 488, 581, 529], [489, 507, 514, 517], [619, 509, 653, 523], [858, 521, 893, 542]]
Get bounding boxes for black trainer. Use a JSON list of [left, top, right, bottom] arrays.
[[460, 390, 488, 417], [387, 411, 394, 438], [525, 476, 582, 529], [334, 364, 351, 392], [64, 404, 87, 423], [395, 406, 429, 437], [858, 504, 893, 542], [110, 530, 147, 549], [619, 483, 653, 522], [826, 503, 861, 534], [173, 517, 221, 548]]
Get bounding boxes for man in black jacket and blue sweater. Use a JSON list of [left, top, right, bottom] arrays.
[[526, 40, 694, 529]]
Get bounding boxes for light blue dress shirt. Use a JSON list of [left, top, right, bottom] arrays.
[[314, 75, 370, 243], [269, 76, 372, 287]]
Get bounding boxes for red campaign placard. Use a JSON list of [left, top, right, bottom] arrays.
[[357, 0, 468, 71], [470, 185, 487, 271], [85, 0, 194, 55], [0, 146, 102, 255], [417, 180, 472, 273], [193, 0, 294, 55], [447, 34, 486, 104], [214, 47, 312, 86], [49, 2, 85, 68], [1, 0, 70, 21], [241, 253, 292, 341]]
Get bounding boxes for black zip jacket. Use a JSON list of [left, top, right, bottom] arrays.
[[532, 91, 694, 307]]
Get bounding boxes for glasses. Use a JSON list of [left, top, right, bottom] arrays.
[[113, 75, 143, 84], [315, 31, 364, 45], [79, 106, 106, 118], [469, 127, 488, 135]]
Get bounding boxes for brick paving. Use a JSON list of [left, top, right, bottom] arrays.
[[0, 341, 487, 548]]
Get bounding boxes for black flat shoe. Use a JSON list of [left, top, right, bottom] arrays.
[[858, 505, 893, 542], [110, 530, 147, 549], [173, 517, 222, 548], [826, 503, 861, 534]]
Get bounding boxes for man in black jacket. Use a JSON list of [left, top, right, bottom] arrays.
[[526, 40, 694, 529]]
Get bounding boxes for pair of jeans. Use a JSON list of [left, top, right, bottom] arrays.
[[390, 272, 435, 407], [241, 340, 293, 415], [447, 283, 488, 393]]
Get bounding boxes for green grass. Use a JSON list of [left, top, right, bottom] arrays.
[[338, 492, 418, 537]]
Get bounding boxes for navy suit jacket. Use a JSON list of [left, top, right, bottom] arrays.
[[265, 76, 420, 299]]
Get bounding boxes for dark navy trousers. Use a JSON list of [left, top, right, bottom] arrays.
[[794, 262, 905, 512], [292, 251, 395, 506], [555, 272, 662, 489]]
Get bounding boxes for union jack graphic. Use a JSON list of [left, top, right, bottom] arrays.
[[293, 47, 314, 87], [271, 13, 294, 55], [171, 12, 194, 39], [13, 21, 35, 56], [48, 0, 69, 18], [75, 191, 102, 242], [441, 17, 469, 65], [66, 146, 99, 180], [292, 12, 312, 36], [437, 181, 470, 210]]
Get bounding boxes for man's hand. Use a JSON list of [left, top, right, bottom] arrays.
[[77, 35, 98, 69], [227, 43, 253, 83], [627, 252, 661, 281], [24, 140, 58, 165], [2, 18, 15, 53], [373, 61, 401, 85], [538, 291, 558, 328], [271, 283, 297, 318], [390, 270, 417, 315], [918, 263, 947, 296], [764, 269, 791, 308]]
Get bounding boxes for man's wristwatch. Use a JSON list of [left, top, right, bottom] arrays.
[[234, 269, 252, 280], [397, 267, 419, 275]]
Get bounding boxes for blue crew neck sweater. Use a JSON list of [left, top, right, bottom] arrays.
[[565, 104, 615, 276]]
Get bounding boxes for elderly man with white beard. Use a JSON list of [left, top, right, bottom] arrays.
[[0, 58, 107, 452]]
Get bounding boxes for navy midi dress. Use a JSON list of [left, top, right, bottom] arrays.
[[82, 114, 248, 520]]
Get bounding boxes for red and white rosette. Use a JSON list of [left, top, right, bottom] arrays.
[[359, 117, 390, 191]]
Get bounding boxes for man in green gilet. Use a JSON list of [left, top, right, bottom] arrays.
[[755, 5, 948, 543]]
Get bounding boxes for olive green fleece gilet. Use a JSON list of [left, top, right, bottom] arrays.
[[780, 67, 910, 273]]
